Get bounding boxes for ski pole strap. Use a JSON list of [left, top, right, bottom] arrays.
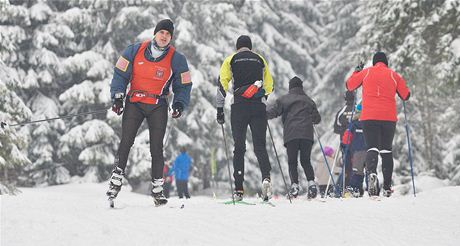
[[4, 106, 110, 127]]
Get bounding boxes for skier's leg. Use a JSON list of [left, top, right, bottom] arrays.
[[184, 180, 191, 199], [299, 139, 315, 181], [299, 139, 317, 198], [177, 180, 184, 199], [108, 102, 144, 198], [362, 120, 381, 196], [248, 103, 271, 181], [286, 140, 300, 185], [286, 140, 300, 197], [230, 103, 250, 191], [380, 121, 396, 193], [146, 104, 168, 181], [117, 101, 145, 170], [362, 120, 381, 174], [249, 103, 272, 200], [350, 150, 366, 196]]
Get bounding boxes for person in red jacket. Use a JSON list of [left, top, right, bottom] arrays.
[[346, 52, 410, 197]]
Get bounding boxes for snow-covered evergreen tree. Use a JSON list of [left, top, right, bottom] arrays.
[[350, 0, 460, 189], [1, 0, 458, 194]]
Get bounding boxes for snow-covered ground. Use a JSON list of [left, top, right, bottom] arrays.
[[1, 183, 459, 246]]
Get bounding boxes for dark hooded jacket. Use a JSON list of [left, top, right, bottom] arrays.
[[267, 86, 321, 145]]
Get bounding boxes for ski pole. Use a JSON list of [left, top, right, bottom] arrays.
[[325, 136, 341, 199], [403, 101, 416, 197], [313, 125, 340, 198], [267, 122, 292, 203], [341, 92, 357, 197], [163, 117, 175, 147], [220, 124, 235, 205], [1, 106, 111, 128]]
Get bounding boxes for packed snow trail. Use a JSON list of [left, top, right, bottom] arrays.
[[1, 183, 459, 246]]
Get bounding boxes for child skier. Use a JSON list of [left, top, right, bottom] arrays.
[[267, 76, 321, 199], [315, 146, 336, 198]]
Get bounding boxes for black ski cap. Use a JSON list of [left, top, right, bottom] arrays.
[[373, 51, 388, 66], [154, 19, 174, 37], [236, 35, 252, 50], [289, 76, 303, 89]]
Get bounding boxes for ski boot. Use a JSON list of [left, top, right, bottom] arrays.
[[233, 190, 244, 202], [151, 178, 168, 207], [289, 183, 300, 198], [307, 180, 318, 199], [368, 173, 380, 197], [261, 178, 272, 202], [382, 185, 393, 197], [106, 167, 124, 208]]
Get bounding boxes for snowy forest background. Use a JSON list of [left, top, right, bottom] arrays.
[[0, 0, 459, 195]]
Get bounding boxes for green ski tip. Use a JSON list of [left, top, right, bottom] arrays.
[[222, 200, 257, 205]]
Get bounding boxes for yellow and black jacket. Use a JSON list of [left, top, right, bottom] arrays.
[[216, 48, 273, 107]]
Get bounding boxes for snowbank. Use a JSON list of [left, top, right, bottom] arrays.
[[1, 183, 459, 246]]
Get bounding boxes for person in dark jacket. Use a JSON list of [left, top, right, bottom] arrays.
[[215, 35, 274, 202], [169, 147, 192, 199], [333, 91, 355, 192], [267, 76, 321, 199], [346, 51, 410, 197]]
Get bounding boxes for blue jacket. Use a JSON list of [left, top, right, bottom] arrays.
[[351, 120, 366, 152], [110, 41, 192, 109], [170, 152, 192, 181]]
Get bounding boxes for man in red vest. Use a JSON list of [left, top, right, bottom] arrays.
[[107, 19, 192, 206], [346, 52, 410, 197]]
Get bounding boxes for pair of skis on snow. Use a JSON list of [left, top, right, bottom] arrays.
[[108, 196, 176, 209]]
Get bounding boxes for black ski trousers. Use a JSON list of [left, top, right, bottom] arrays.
[[362, 120, 396, 189], [286, 139, 315, 185], [116, 101, 168, 181], [230, 102, 271, 191], [176, 180, 190, 199]]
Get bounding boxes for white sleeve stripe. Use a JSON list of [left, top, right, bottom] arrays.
[[367, 148, 379, 153], [363, 69, 370, 82], [336, 106, 347, 127], [390, 71, 397, 86]]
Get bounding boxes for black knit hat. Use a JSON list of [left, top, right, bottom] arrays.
[[373, 51, 388, 66], [289, 76, 303, 89], [236, 35, 252, 50], [154, 19, 174, 37], [345, 91, 355, 102]]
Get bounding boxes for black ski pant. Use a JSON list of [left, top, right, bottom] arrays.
[[230, 102, 271, 191], [286, 139, 315, 185], [362, 120, 396, 189], [116, 101, 168, 181], [176, 180, 190, 199]]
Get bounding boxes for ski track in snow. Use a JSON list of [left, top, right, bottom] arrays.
[[1, 183, 460, 246]]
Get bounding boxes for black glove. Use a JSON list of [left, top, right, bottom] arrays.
[[111, 93, 124, 115], [172, 102, 184, 118], [1, 122, 7, 129], [355, 61, 364, 72], [217, 107, 225, 125]]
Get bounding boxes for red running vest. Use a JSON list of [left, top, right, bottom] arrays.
[[129, 40, 175, 104]]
